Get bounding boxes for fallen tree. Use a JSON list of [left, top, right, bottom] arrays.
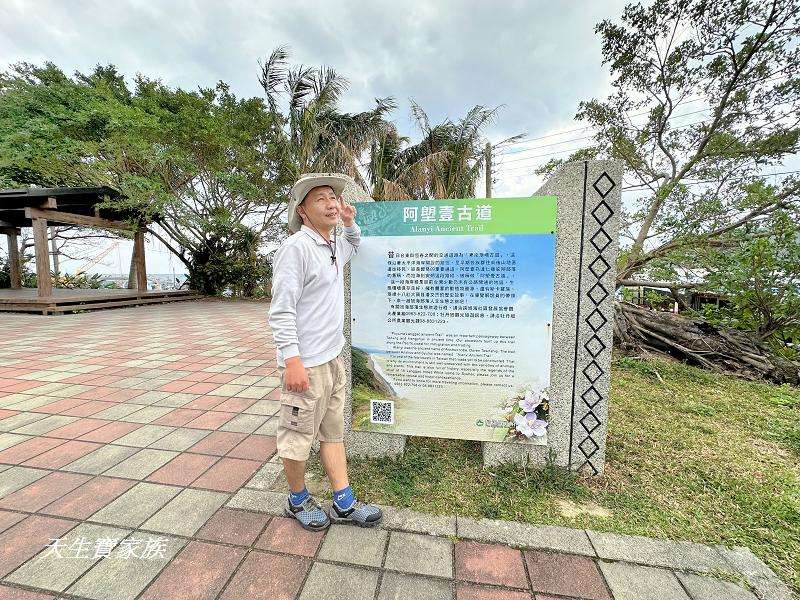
[[614, 301, 800, 385]]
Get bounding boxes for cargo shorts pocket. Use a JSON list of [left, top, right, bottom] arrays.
[[278, 394, 315, 434]]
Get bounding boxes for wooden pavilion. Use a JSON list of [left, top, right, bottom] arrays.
[[1, 186, 200, 315]]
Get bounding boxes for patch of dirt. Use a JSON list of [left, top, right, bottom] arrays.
[[555, 499, 613, 519]]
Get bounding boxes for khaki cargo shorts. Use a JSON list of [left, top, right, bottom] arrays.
[[276, 354, 346, 461]]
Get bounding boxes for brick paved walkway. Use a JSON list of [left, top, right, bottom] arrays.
[[0, 301, 792, 600]]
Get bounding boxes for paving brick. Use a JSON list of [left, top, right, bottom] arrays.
[[214, 397, 257, 412], [318, 523, 388, 567], [21, 439, 102, 469], [255, 515, 324, 557], [102, 448, 179, 479], [381, 506, 457, 537], [0, 433, 28, 452], [0, 436, 66, 465], [0, 510, 26, 535], [90, 403, 146, 421], [154, 392, 199, 408], [598, 561, 690, 600], [66, 532, 186, 600], [40, 476, 137, 520], [0, 471, 90, 512], [0, 466, 49, 499], [225, 488, 285, 514], [0, 585, 57, 599], [455, 584, 531, 600], [219, 550, 309, 600], [146, 452, 218, 486], [147, 427, 209, 451], [185, 410, 237, 430], [587, 530, 733, 574], [151, 408, 205, 427], [298, 561, 379, 600], [76, 420, 142, 443], [141, 488, 228, 536], [11, 415, 78, 435], [243, 399, 280, 416], [123, 406, 175, 424], [89, 481, 181, 528], [676, 572, 757, 600], [254, 417, 278, 435], [219, 414, 269, 434], [244, 462, 284, 490], [191, 457, 260, 492], [0, 413, 48, 432], [227, 434, 277, 461], [195, 508, 270, 546], [112, 424, 175, 447], [4, 522, 129, 592], [385, 531, 454, 578], [182, 382, 221, 395], [378, 571, 453, 600], [61, 444, 139, 475], [182, 395, 228, 410], [458, 517, 595, 556], [138, 540, 245, 600], [455, 541, 527, 588], [525, 550, 610, 599], [29, 398, 87, 414], [715, 545, 795, 600], [0, 515, 76, 577], [188, 430, 248, 455], [61, 400, 115, 417], [44, 418, 110, 439]]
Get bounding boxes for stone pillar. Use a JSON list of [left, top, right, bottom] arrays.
[[482, 160, 622, 474]]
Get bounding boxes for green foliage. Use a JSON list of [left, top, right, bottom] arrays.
[[0, 255, 36, 288], [697, 210, 800, 349], [0, 62, 284, 296], [347, 355, 800, 592], [368, 102, 519, 200], [557, 0, 800, 287], [259, 47, 395, 192], [351, 347, 380, 390], [55, 272, 106, 289]]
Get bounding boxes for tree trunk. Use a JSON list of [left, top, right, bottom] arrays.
[[614, 301, 800, 385]]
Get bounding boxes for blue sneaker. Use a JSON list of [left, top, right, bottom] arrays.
[[329, 500, 383, 527], [285, 495, 330, 531]]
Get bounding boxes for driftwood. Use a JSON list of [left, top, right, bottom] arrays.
[[614, 301, 800, 385]]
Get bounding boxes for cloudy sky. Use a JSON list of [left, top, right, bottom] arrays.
[[1, 0, 630, 274]]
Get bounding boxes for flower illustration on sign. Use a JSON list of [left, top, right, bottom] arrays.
[[500, 386, 549, 441]]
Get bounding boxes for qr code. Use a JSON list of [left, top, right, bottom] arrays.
[[370, 399, 395, 425]]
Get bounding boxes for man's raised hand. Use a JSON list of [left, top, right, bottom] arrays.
[[338, 196, 356, 226]]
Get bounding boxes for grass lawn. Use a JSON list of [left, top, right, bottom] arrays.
[[343, 355, 800, 592]]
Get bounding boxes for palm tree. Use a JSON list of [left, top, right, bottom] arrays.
[[258, 46, 395, 192], [369, 101, 522, 200]]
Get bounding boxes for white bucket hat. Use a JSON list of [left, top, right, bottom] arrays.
[[287, 172, 350, 234]]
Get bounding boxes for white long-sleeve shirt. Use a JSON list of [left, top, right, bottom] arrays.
[[268, 222, 361, 367]]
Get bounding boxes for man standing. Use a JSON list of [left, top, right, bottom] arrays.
[[268, 173, 382, 531]]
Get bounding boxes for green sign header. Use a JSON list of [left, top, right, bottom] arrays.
[[353, 197, 556, 237]]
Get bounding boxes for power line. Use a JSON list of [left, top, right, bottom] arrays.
[[621, 169, 800, 191], [496, 72, 792, 151], [493, 97, 798, 174], [496, 107, 713, 158]]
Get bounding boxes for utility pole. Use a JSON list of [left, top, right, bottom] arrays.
[[485, 142, 492, 198]]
